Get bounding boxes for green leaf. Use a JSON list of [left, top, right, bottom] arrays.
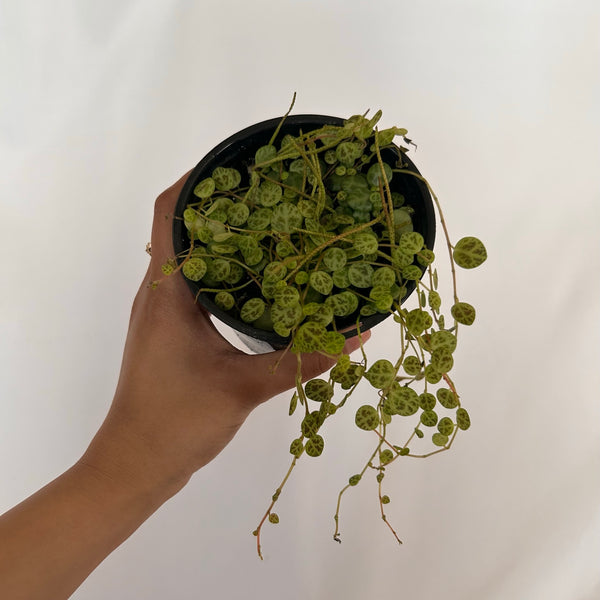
[[214, 291, 234, 311], [430, 330, 457, 352], [212, 167, 241, 191], [208, 258, 230, 281], [355, 405, 380, 431], [324, 149, 337, 165], [240, 298, 266, 323], [271, 202, 303, 233], [332, 267, 351, 288], [244, 247, 264, 266], [307, 303, 334, 327], [372, 266, 396, 288], [360, 303, 378, 317], [379, 449, 394, 465], [398, 232, 424, 255], [295, 271, 309, 285], [225, 263, 244, 285], [420, 410, 438, 427], [432, 433, 449, 447], [437, 417, 454, 436], [347, 263, 374, 288], [263, 261, 287, 282], [305, 435, 325, 457], [322, 247, 347, 271], [366, 162, 393, 187], [431, 348, 454, 373], [273, 285, 300, 307], [401, 265, 423, 281], [193, 177, 215, 199], [271, 302, 303, 329], [336, 141, 364, 166], [182, 258, 207, 282], [402, 356, 422, 376], [353, 232, 379, 255], [297, 199, 317, 218], [386, 386, 419, 416], [302, 302, 321, 316], [391, 248, 414, 268], [255, 144, 277, 165], [276, 239, 296, 258], [456, 407, 471, 430], [258, 181, 283, 207], [419, 392, 436, 411], [349, 474, 361, 486], [247, 207, 272, 230], [365, 359, 396, 389], [417, 248, 435, 266], [289, 437, 304, 457], [209, 243, 237, 255], [405, 309, 433, 336], [437, 388, 459, 409], [280, 134, 301, 158], [301, 411, 322, 438], [293, 321, 329, 353], [331, 360, 364, 389], [376, 126, 407, 146], [453, 237, 487, 269], [323, 331, 346, 354], [325, 291, 359, 316], [393, 208, 413, 235], [451, 302, 476, 325], [305, 379, 334, 403], [428, 291, 442, 311], [309, 271, 334, 295]]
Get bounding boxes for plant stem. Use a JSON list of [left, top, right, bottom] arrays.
[[378, 479, 403, 545], [255, 456, 298, 560], [393, 169, 459, 304], [286, 213, 385, 283], [373, 130, 396, 246], [333, 440, 383, 542], [268, 92, 297, 146]]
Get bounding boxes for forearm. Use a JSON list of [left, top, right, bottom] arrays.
[[0, 424, 189, 600]]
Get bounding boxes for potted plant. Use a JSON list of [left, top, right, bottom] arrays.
[[155, 99, 487, 558]]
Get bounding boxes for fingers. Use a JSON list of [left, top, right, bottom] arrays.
[[149, 170, 192, 280], [296, 329, 371, 382], [242, 329, 371, 401], [134, 170, 235, 345]]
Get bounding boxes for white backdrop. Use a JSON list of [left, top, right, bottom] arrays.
[[1, 1, 599, 599]]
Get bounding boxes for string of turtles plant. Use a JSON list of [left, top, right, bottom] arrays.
[[154, 103, 487, 559]]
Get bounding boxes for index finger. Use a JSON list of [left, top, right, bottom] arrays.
[[149, 170, 192, 280]]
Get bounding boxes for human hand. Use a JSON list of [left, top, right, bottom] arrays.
[[80, 172, 369, 499]]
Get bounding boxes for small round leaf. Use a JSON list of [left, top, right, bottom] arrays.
[[305, 435, 325, 457], [355, 405, 380, 431], [182, 258, 207, 282], [456, 407, 471, 430], [432, 433, 449, 447], [451, 302, 476, 325], [240, 298, 266, 323], [453, 237, 487, 269]]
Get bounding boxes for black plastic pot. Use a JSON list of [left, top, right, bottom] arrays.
[[173, 114, 436, 351]]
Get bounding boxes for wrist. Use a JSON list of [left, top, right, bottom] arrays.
[[79, 411, 192, 507]]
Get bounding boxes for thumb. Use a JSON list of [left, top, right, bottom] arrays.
[[243, 330, 371, 401]]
